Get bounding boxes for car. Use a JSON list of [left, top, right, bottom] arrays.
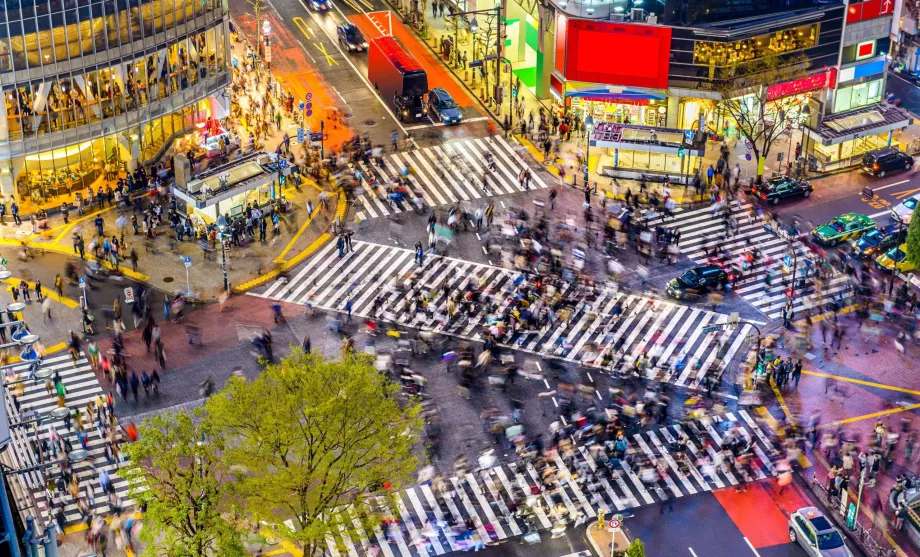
[[862, 147, 913, 177], [812, 212, 875, 246], [337, 23, 367, 51], [666, 264, 730, 300], [427, 88, 463, 125], [789, 507, 852, 556], [876, 243, 916, 273], [751, 176, 814, 204], [309, 0, 329, 10], [893, 193, 920, 224], [849, 223, 907, 258]]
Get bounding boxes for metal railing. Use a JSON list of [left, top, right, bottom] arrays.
[[809, 477, 896, 557]]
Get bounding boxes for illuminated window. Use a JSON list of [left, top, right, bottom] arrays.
[[693, 23, 819, 67]]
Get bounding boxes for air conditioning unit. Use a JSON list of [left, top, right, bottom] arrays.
[[631, 8, 645, 21], [610, 13, 625, 22]]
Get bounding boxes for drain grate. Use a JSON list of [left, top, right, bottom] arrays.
[[364, 119, 376, 127], [163, 277, 174, 283]]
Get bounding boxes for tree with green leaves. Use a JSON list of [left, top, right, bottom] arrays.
[[626, 538, 646, 557], [714, 53, 810, 182], [206, 351, 424, 556], [906, 212, 920, 269], [122, 409, 246, 557]]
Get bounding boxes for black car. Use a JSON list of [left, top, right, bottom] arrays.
[[862, 147, 913, 177], [751, 176, 814, 204], [337, 23, 367, 52], [849, 224, 907, 258], [428, 87, 463, 125], [666, 264, 731, 300]]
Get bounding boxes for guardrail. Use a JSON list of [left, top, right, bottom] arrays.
[[809, 477, 896, 557]]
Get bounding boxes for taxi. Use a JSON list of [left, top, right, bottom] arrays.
[[876, 243, 916, 273], [788, 507, 853, 556], [812, 213, 875, 246]]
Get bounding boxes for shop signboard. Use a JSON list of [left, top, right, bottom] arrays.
[[767, 72, 829, 101]]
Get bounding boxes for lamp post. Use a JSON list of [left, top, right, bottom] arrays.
[[887, 210, 905, 296], [584, 114, 594, 186], [216, 214, 229, 292], [450, 5, 502, 108]]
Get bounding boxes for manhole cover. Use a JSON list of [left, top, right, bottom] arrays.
[[364, 120, 376, 127], [163, 277, 174, 283], [344, 113, 353, 119]]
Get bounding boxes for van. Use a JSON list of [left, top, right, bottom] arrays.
[[862, 148, 913, 177]]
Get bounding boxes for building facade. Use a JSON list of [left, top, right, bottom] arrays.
[[0, 0, 231, 210]]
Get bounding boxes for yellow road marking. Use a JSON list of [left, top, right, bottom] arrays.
[[756, 407, 812, 468], [893, 186, 920, 200], [292, 16, 315, 39], [816, 402, 920, 431], [358, 0, 375, 9], [314, 42, 339, 66], [790, 304, 859, 327], [8, 341, 67, 364], [802, 369, 920, 397], [3, 278, 79, 309], [769, 377, 796, 426], [275, 207, 323, 263], [342, 0, 361, 11]]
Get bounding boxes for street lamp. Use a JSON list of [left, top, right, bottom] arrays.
[[216, 214, 229, 292], [583, 114, 594, 186], [470, 17, 478, 33]]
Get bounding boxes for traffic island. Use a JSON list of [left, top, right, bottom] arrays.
[[586, 522, 637, 557]]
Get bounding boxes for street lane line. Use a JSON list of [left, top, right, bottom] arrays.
[[873, 179, 910, 192], [689, 549, 699, 557], [744, 537, 762, 557]]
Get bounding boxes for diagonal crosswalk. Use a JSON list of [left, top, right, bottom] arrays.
[[258, 240, 753, 388], [353, 136, 548, 221], [648, 201, 850, 319], [2, 354, 133, 526], [319, 411, 778, 556]]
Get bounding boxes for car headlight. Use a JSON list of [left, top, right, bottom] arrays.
[[362, 42, 368, 48]]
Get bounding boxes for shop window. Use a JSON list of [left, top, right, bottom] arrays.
[[693, 23, 818, 67], [835, 79, 882, 113]]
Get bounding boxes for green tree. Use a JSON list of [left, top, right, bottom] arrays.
[[122, 409, 246, 557], [206, 351, 424, 556], [906, 212, 920, 268], [714, 54, 810, 182], [626, 538, 646, 557]]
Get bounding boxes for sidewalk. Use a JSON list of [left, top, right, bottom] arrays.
[[585, 522, 631, 556]]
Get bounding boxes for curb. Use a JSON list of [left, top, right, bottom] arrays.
[[585, 524, 603, 557]]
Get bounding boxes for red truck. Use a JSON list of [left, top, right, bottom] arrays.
[[368, 36, 429, 122]]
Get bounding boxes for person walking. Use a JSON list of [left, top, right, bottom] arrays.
[[415, 241, 424, 266], [792, 359, 802, 388]]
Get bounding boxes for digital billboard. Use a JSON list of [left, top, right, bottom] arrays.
[[563, 20, 671, 90]]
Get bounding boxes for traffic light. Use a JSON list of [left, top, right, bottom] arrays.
[[512, 85, 518, 98], [677, 147, 685, 157], [279, 175, 286, 185]]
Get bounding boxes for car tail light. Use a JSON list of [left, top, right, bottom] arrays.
[[760, 193, 767, 199], [873, 163, 880, 170]]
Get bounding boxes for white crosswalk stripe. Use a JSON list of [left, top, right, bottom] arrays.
[[648, 201, 849, 319], [258, 241, 752, 388], [2, 354, 134, 527], [353, 137, 547, 221], [320, 414, 778, 555]]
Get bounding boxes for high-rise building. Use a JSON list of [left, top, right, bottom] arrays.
[[0, 0, 231, 211]]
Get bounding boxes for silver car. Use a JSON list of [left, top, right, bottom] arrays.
[[788, 507, 853, 557]]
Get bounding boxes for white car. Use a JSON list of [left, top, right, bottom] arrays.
[[893, 193, 920, 224]]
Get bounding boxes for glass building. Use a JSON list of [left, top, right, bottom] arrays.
[[0, 0, 231, 210]]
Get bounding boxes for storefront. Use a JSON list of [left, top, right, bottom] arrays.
[[171, 153, 281, 223], [557, 82, 669, 127], [589, 122, 706, 184], [804, 103, 914, 172]]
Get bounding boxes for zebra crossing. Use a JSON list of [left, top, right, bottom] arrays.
[[649, 202, 849, 320], [352, 136, 549, 221], [257, 240, 753, 388], [2, 353, 132, 526], [321, 410, 778, 556]]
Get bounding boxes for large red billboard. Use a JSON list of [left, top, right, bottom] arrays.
[[564, 20, 671, 89]]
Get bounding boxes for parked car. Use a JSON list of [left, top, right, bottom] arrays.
[[666, 264, 731, 300], [789, 507, 852, 556], [876, 243, 916, 273], [427, 87, 463, 125], [862, 147, 913, 177], [812, 213, 875, 246], [751, 176, 814, 204], [849, 224, 907, 258], [893, 193, 920, 224], [309, 0, 329, 11], [337, 23, 367, 51]]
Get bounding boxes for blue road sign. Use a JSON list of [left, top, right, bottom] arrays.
[[684, 129, 694, 141], [299, 101, 305, 111], [783, 254, 791, 267], [306, 102, 313, 110], [297, 127, 304, 142], [79, 277, 85, 285], [306, 109, 313, 117], [184, 256, 192, 263], [279, 158, 288, 169]]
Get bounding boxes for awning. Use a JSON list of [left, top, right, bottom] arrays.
[[804, 103, 913, 147], [564, 83, 667, 103]]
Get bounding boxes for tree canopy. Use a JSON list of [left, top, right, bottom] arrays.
[[122, 409, 246, 557], [205, 350, 424, 556], [906, 211, 920, 269]]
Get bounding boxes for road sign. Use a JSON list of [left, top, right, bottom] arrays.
[[184, 256, 192, 268], [306, 92, 313, 100], [299, 101, 305, 111], [306, 102, 313, 110], [744, 139, 753, 150], [783, 254, 792, 268], [79, 277, 85, 285], [730, 312, 739, 330], [684, 129, 694, 141], [124, 287, 135, 304], [306, 109, 313, 117], [607, 518, 621, 531], [297, 127, 304, 143], [702, 325, 723, 334]]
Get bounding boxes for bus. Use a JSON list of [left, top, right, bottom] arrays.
[[368, 36, 429, 122]]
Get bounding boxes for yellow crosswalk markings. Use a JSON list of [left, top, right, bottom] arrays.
[[314, 42, 339, 66]]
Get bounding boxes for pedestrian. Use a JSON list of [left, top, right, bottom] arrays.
[[792, 359, 802, 388], [337, 234, 345, 258], [415, 241, 424, 266], [54, 274, 63, 297], [549, 187, 557, 209], [34, 280, 43, 301], [129, 372, 139, 402], [706, 165, 714, 186], [583, 183, 591, 207], [345, 298, 352, 324], [94, 215, 104, 237], [129, 249, 138, 272]]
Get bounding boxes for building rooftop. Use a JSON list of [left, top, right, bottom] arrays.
[[811, 103, 913, 142]]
